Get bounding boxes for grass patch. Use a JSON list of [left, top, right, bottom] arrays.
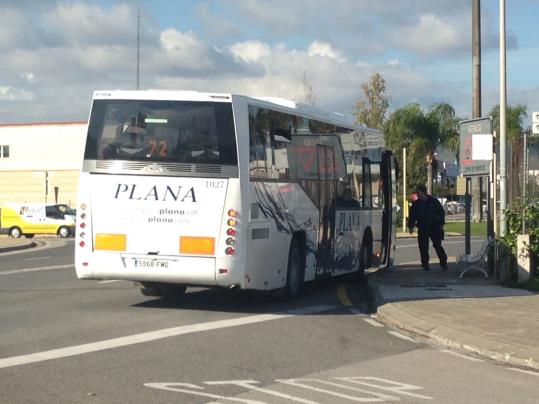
[[444, 221, 487, 236], [504, 277, 539, 292]]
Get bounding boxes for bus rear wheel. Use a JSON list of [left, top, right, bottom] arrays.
[[140, 282, 187, 302], [275, 239, 304, 300]]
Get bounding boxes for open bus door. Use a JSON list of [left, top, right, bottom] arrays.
[[316, 144, 336, 276], [380, 151, 397, 267]]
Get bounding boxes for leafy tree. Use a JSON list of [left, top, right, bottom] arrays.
[[384, 103, 437, 190], [489, 104, 528, 203], [384, 102, 459, 199], [353, 72, 389, 130], [428, 103, 459, 153]]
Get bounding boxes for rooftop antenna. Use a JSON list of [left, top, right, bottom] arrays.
[[136, 8, 141, 90]]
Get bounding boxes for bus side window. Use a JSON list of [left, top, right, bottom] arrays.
[[248, 109, 268, 178], [371, 162, 381, 208], [362, 158, 372, 208]]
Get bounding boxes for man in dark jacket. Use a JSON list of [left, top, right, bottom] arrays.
[[408, 184, 448, 271]]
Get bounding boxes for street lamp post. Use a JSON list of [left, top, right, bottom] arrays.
[[499, 0, 507, 236]]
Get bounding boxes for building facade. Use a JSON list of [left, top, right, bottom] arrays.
[[0, 122, 87, 207]]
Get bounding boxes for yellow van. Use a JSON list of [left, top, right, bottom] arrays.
[[0, 203, 76, 238]]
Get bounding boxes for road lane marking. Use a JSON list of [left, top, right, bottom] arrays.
[[144, 383, 263, 403], [335, 377, 433, 400], [146, 376, 434, 402], [21, 256, 52, 261], [363, 318, 384, 327], [440, 349, 484, 362], [98, 280, 122, 284], [337, 283, 353, 306], [205, 380, 319, 404], [0, 304, 335, 369], [0, 264, 74, 276], [276, 378, 399, 402], [387, 330, 416, 342], [507, 367, 539, 377]]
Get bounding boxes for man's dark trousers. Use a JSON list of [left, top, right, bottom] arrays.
[[418, 226, 447, 269]]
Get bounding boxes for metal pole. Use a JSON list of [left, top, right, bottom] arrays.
[[472, 0, 482, 118], [522, 130, 527, 233], [465, 177, 471, 257], [493, 136, 498, 235], [472, 0, 482, 224], [499, 0, 507, 236], [402, 147, 407, 233], [136, 8, 140, 90]]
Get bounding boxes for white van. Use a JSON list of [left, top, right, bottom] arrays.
[[0, 203, 76, 238]]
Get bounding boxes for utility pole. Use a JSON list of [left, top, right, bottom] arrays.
[[499, 0, 507, 236], [472, 0, 481, 119], [136, 8, 141, 90], [402, 147, 407, 233], [472, 0, 482, 223]]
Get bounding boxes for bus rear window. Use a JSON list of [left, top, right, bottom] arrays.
[[84, 100, 237, 165]]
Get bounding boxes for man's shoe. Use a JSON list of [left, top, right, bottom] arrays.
[[422, 265, 430, 271], [440, 262, 448, 270]]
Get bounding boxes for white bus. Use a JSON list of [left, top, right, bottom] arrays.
[[75, 90, 397, 299]]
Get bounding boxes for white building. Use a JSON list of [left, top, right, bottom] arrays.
[[0, 122, 87, 206]]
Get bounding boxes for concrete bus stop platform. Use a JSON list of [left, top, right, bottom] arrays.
[[0, 235, 37, 254], [369, 260, 539, 370]]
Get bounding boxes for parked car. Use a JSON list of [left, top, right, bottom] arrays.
[[444, 201, 464, 214]]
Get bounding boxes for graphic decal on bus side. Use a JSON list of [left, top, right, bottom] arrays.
[[114, 183, 197, 202], [333, 210, 361, 272], [253, 182, 317, 254]]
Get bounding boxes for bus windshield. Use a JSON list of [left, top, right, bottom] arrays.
[[84, 100, 237, 165]]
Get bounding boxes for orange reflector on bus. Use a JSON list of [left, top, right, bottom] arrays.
[[180, 236, 215, 255], [95, 234, 126, 251]]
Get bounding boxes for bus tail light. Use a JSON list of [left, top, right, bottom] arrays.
[[224, 208, 239, 256], [78, 203, 88, 248], [180, 236, 215, 255]]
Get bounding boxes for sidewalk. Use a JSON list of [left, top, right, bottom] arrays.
[[370, 256, 539, 370]]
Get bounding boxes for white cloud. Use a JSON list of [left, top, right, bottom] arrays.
[[394, 14, 464, 55], [230, 41, 271, 63], [0, 86, 34, 101], [42, 2, 137, 46], [21, 72, 35, 82], [307, 41, 347, 63], [159, 29, 216, 71]]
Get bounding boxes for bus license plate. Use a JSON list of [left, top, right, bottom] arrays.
[[132, 258, 169, 269]]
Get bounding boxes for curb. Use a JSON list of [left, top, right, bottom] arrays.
[[0, 241, 37, 254], [367, 277, 539, 371]]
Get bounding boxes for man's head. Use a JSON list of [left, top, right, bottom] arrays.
[[415, 184, 428, 201]]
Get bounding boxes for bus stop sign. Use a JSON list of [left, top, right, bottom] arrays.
[[459, 117, 493, 176]]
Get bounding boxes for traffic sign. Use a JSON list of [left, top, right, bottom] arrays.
[[459, 117, 493, 176]]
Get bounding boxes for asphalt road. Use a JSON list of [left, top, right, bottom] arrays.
[[0, 237, 537, 403]]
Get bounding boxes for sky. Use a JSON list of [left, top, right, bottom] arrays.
[[0, 0, 538, 126]]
